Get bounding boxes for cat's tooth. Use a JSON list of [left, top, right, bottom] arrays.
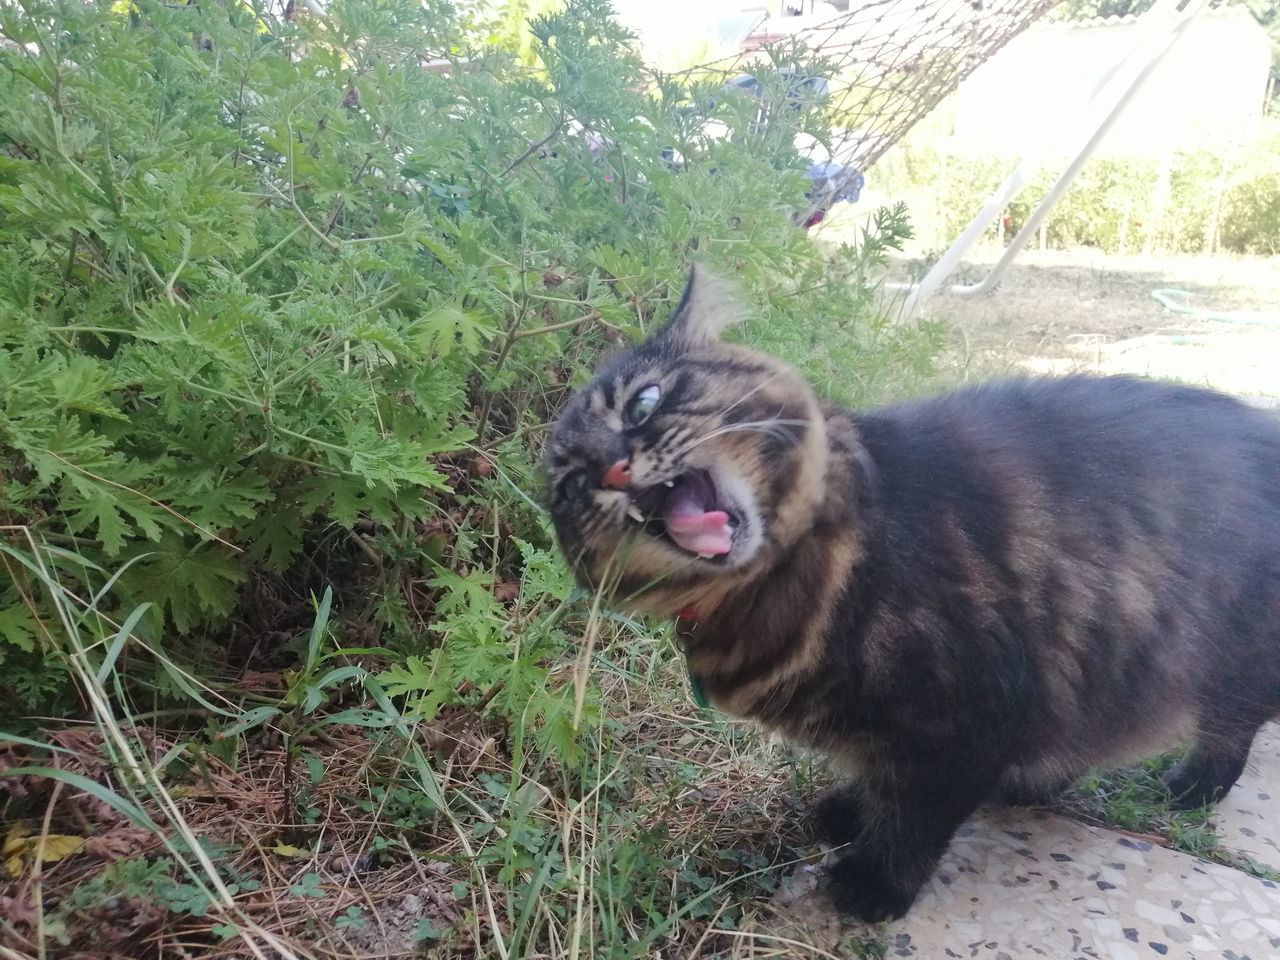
[[663, 480, 674, 488], [626, 505, 645, 523], [697, 552, 713, 560]]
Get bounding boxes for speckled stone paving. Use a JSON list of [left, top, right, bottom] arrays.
[[1213, 724, 1280, 871], [882, 810, 1280, 960], [777, 805, 1280, 959]]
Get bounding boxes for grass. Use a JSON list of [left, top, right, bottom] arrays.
[[1049, 754, 1280, 884], [1, 528, 872, 960], [7, 510, 1280, 958]]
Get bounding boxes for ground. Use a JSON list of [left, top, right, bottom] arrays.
[[910, 248, 1280, 404], [764, 248, 1280, 958]]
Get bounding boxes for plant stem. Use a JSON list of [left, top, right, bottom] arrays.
[[502, 117, 567, 177], [511, 310, 601, 340]]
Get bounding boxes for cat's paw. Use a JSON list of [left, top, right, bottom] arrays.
[[825, 855, 917, 924], [1162, 765, 1230, 810], [811, 785, 864, 846]]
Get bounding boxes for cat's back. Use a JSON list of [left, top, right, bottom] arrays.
[[837, 375, 1280, 759], [855, 374, 1280, 513]]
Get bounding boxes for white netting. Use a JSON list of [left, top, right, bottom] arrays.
[[680, 0, 1063, 178]]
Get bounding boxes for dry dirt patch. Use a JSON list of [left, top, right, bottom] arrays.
[[895, 249, 1280, 401]]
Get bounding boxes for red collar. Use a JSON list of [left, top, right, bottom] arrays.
[[676, 605, 699, 621]]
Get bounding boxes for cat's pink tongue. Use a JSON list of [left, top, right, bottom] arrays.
[[665, 486, 732, 556]]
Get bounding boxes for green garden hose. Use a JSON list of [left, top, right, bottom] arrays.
[[1151, 288, 1280, 329]]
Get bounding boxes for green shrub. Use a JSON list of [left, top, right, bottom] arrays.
[[0, 0, 935, 720], [873, 127, 1280, 256], [1221, 156, 1280, 256]]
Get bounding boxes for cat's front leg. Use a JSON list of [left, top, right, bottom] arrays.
[[824, 759, 1002, 923], [812, 782, 866, 847]]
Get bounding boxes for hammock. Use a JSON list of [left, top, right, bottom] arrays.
[[683, 0, 1063, 180]]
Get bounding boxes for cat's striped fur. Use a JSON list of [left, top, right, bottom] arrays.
[[544, 266, 1280, 921]]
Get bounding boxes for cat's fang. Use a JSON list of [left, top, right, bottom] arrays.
[[663, 480, 675, 488], [626, 504, 645, 523]]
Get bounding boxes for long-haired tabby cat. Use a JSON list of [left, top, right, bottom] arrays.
[[544, 266, 1280, 922]]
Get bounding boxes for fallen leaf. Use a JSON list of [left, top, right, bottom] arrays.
[[3, 822, 32, 852], [240, 669, 285, 690], [4, 828, 86, 877], [272, 843, 307, 857], [84, 827, 152, 861], [0, 892, 38, 929]]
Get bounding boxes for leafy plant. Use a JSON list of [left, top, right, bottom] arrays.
[[873, 124, 1280, 256], [1, 1, 938, 955], [0, 0, 931, 726]]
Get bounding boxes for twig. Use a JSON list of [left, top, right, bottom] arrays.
[[237, 225, 305, 280], [267, 184, 342, 252], [502, 118, 567, 177]]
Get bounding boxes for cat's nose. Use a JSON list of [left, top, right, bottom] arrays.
[[601, 459, 631, 490]]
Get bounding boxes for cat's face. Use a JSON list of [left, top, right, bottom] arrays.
[[545, 267, 830, 614]]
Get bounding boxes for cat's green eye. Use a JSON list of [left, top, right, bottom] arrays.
[[627, 385, 661, 424]]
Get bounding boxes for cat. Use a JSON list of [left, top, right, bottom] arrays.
[[543, 265, 1280, 922]]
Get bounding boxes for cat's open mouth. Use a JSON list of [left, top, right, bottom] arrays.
[[625, 469, 738, 559]]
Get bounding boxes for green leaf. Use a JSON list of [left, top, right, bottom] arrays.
[[290, 872, 326, 898], [305, 586, 334, 670], [0, 604, 38, 653], [335, 906, 366, 930], [377, 655, 436, 698], [240, 508, 305, 572], [51, 355, 126, 420], [312, 708, 399, 729], [0, 733, 75, 755], [412, 301, 498, 358], [413, 918, 443, 942], [301, 666, 367, 714], [214, 706, 283, 739], [516, 538, 575, 603], [66, 488, 130, 556], [429, 569, 499, 619], [126, 537, 244, 633], [94, 602, 152, 684]]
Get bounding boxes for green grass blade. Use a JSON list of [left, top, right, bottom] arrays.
[[215, 706, 284, 739], [305, 586, 334, 670], [95, 602, 153, 685], [1, 766, 159, 830], [0, 733, 76, 754]]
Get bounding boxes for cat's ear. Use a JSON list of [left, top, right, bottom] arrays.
[[657, 264, 745, 348]]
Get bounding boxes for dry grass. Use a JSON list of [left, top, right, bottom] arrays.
[[894, 248, 1280, 400], [1, 621, 862, 960]]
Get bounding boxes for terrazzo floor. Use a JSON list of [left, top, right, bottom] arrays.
[[777, 724, 1280, 959]]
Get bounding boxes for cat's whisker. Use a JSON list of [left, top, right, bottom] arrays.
[[714, 370, 787, 419], [673, 418, 808, 458]]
